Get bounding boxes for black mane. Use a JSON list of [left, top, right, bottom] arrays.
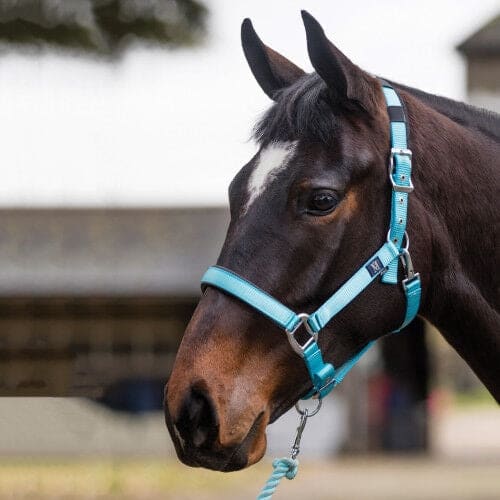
[[394, 81, 500, 143], [253, 72, 500, 144]]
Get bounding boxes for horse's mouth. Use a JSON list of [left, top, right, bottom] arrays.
[[165, 396, 268, 472]]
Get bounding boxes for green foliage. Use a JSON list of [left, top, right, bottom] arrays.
[[0, 0, 208, 57]]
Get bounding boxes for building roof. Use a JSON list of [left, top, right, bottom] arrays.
[[0, 208, 229, 297], [457, 14, 500, 56]]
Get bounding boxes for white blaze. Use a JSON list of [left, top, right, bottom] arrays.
[[245, 141, 297, 212]]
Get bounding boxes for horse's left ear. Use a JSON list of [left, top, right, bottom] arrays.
[[301, 10, 378, 115]]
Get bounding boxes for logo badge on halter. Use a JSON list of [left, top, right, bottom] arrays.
[[365, 256, 384, 277]]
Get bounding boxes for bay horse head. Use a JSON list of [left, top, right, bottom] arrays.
[[165, 11, 431, 471]]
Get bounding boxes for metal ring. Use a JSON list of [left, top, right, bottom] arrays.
[[295, 397, 322, 417], [285, 313, 319, 357], [386, 229, 410, 251]]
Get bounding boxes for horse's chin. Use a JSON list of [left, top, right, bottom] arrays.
[[173, 433, 267, 472]]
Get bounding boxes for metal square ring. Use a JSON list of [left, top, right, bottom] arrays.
[[285, 313, 318, 356]]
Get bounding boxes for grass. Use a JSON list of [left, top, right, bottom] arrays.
[[0, 458, 264, 499], [0, 456, 499, 499], [453, 387, 498, 408]]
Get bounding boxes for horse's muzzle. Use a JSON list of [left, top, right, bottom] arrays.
[[164, 382, 268, 471]]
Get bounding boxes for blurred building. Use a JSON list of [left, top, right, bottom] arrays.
[[0, 208, 228, 404], [458, 14, 500, 112]]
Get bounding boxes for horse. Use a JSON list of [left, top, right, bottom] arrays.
[[165, 11, 500, 472]]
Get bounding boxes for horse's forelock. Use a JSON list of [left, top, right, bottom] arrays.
[[253, 73, 340, 144]]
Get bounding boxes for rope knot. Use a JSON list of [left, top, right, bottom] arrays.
[[257, 457, 299, 499], [273, 457, 298, 479]]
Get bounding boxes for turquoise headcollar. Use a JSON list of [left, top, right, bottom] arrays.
[[201, 80, 421, 400]]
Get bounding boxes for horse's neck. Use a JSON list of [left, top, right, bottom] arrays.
[[407, 93, 500, 402]]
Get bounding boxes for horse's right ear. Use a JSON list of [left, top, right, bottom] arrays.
[[241, 18, 305, 100]]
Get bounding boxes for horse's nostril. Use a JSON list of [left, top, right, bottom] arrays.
[[175, 387, 218, 448]]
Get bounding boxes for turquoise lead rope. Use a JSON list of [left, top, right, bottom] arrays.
[[200, 80, 421, 499]]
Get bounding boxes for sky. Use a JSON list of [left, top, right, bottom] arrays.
[[0, 0, 498, 207]]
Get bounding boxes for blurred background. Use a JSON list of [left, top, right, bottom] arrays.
[[0, 1, 499, 498]]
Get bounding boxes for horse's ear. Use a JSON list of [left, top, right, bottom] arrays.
[[241, 18, 305, 100], [301, 10, 378, 115]]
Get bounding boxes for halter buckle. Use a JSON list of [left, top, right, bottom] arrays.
[[389, 148, 414, 193], [285, 313, 318, 357]]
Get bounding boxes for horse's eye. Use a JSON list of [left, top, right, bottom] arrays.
[[307, 190, 338, 215]]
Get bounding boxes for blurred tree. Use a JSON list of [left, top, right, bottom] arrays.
[[0, 0, 207, 57]]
